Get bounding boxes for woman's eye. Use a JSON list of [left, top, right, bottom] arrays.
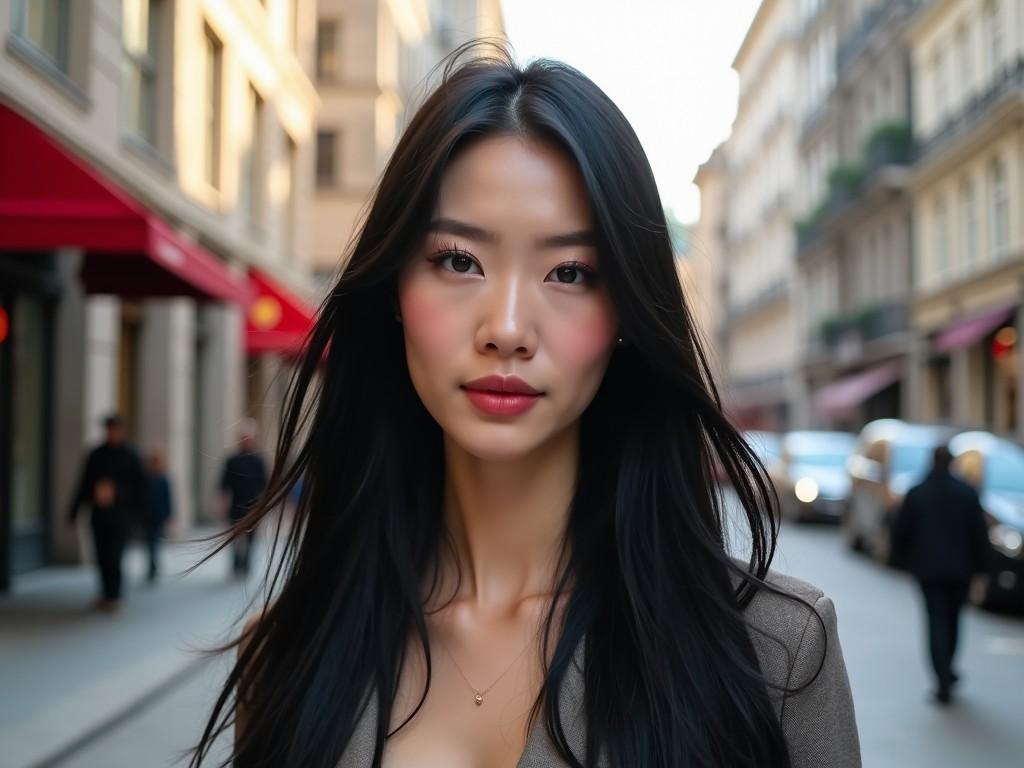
[[430, 250, 481, 275], [547, 263, 596, 286]]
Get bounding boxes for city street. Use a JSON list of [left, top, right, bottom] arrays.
[[31, 499, 1024, 768]]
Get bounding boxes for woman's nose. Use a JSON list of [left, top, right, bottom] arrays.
[[475, 276, 537, 358]]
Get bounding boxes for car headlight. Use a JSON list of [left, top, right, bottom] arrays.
[[989, 523, 1024, 557], [794, 477, 819, 503]]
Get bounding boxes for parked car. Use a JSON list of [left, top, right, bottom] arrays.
[[948, 431, 1024, 610], [744, 430, 782, 471], [842, 420, 958, 562], [771, 431, 856, 522]]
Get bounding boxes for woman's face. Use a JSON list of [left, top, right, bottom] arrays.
[[397, 135, 619, 462]]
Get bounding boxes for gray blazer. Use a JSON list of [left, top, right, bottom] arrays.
[[339, 570, 861, 767]]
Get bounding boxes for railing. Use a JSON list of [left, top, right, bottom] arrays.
[[818, 301, 908, 346], [836, 2, 888, 74], [915, 56, 1024, 162]]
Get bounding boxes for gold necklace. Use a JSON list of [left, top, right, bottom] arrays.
[[436, 630, 538, 706]]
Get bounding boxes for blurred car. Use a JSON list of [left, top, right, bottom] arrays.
[[948, 431, 1024, 610], [771, 431, 856, 522], [842, 420, 958, 562], [744, 430, 782, 469]]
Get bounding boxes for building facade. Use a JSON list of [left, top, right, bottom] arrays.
[[795, 0, 918, 430], [311, 0, 505, 284], [718, 0, 801, 430], [690, 145, 729, 386], [0, 0, 320, 590], [906, 0, 1024, 438]]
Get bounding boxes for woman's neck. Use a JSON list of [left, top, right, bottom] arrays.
[[435, 425, 578, 610]]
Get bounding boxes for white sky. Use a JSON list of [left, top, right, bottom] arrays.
[[502, 0, 762, 224]]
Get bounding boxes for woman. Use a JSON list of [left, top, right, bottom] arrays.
[[191, 43, 860, 768]]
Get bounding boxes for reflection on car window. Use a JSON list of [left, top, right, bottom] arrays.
[[985, 447, 1024, 494], [791, 453, 849, 468], [890, 443, 933, 481]]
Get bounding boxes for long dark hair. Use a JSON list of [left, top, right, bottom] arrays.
[[191, 41, 821, 768]]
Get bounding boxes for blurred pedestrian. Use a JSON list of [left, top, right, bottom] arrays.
[[144, 449, 174, 583], [890, 444, 991, 705], [218, 419, 268, 578], [67, 413, 148, 612]]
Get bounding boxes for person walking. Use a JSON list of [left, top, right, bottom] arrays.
[[144, 449, 174, 582], [218, 419, 268, 578], [890, 444, 991, 704], [68, 413, 148, 612]]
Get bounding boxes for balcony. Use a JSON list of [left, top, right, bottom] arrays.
[[816, 302, 909, 366], [915, 56, 1024, 164], [863, 121, 912, 177], [795, 165, 863, 256], [836, 0, 916, 78], [797, 121, 911, 258]]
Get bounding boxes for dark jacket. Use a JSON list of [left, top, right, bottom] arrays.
[[146, 473, 173, 529], [220, 451, 268, 521], [889, 467, 991, 583], [69, 442, 148, 523]]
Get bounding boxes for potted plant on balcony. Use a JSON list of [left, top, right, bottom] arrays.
[[864, 121, 912, 171]]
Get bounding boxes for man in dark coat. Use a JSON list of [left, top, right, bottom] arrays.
[[144, 449, 174, 582], [890, 444, 991, 704], [68, 414, 148, 611], [218, 419, 268, 577]]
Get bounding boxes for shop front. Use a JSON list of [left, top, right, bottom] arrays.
[[0, 103, 247, 589]]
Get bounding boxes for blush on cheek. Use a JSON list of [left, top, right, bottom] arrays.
[[553, 307, 618, 368], [399, 285, 462, 355]]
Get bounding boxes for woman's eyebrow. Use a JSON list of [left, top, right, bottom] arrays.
[[428, 217, 595, 248]]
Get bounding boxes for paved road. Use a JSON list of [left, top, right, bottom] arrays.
[[53, 507, 1024, 767]]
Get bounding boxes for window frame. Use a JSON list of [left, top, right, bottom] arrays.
[[12, 0, 70, 72]]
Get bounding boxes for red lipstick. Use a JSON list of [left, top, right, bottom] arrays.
[[461, 375, 543, 416]]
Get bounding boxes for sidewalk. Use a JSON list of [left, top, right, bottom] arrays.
[[0, 530, 263, 768]]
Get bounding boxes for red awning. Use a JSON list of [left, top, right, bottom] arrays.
[[932, 304, 1016, 354], [246, 268, 317, 355], [812, 362, 902, 419], [0, 103, 247, 303]]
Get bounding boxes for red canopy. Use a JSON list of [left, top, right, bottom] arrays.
[[812, 362, 902, 419], [245, 268, 317, 355], [0, 103, 246, 303], [932, 304, 1016, 354]]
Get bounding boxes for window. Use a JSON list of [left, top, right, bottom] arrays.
[[955, 22, 971, 97], [285, 135, 298, 261], [958, 178, 976, 269], [240, 85, 264, 226], [122, 0, 159, 145], [932, 49, 946, 125], [12, 0, 70, 71], [934, 194, 949, 281], [316, 19, 338, 80], [316, 130, 337, 188], [987, 0, 1003, 76], [989, 157, 1010, 259], [202, 26, 223, 190]]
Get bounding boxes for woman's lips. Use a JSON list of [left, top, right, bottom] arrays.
[[461, 387, 542, 416]]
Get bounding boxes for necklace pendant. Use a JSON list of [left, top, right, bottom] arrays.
[[474, 692, 484, 706]]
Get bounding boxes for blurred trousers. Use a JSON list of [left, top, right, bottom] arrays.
[[920, 581, 969, 691], [232, 529, 256, 575], [91, 511, 128, 600]]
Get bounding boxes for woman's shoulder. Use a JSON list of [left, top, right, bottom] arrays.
[[732, 564, 862, 766], [734, 566, 834, 687]]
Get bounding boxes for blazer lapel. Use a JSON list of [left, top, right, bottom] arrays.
[[517, 636, 590, 768]]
